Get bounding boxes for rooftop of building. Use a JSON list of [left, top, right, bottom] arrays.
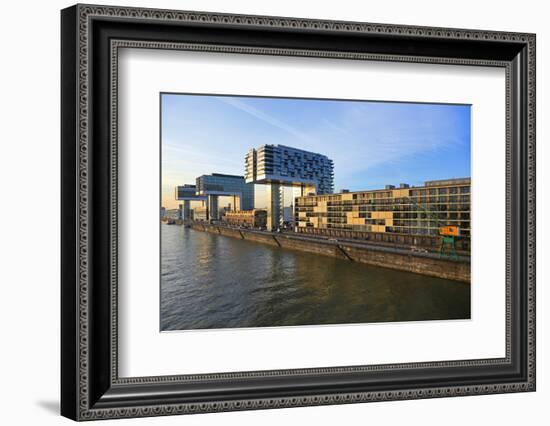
[[252, 144, 332, 160], [224, 209, 267, 215], [424, 177, 471, 186], [296, 177, 471, 198], [200, 173, 246, 179]]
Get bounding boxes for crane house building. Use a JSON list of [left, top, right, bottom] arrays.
[[294, 178, 471, 252]]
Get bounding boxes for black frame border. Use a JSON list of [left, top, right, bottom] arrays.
[[61, 4, 536, 421]]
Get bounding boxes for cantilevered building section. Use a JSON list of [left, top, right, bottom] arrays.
[[245, 145, 334, 194], [295, 178, 471, 251], [175, 184, 205, 220], [196, 173, 254, 209], [175, 175, 254, 221], [195, 173, 254, 220], [175, 184, 198, 200], [245, 144, 334, 230]]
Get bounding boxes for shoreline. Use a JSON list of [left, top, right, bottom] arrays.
[[180, 222, 470, 283]]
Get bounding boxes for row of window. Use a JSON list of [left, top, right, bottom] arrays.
[[302, 222, 471, 237]]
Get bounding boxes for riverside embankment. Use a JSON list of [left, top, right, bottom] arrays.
[[188, 223, 470, 283]]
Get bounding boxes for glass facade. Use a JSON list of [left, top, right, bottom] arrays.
[[196, 173, 255, 210], [175, 184, 198, 199], [245, 144, 334, 194]]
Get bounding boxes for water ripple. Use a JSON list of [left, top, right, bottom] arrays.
[[160, 225, 470, 331]]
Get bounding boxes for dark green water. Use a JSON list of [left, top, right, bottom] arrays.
[[160, 225, 470, 331]]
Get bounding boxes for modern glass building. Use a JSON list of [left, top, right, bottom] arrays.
[[245, 144, 334, 194], [244, 144, 334, 230], [174, 184, 205, 220], [196, 173, 255, 212]]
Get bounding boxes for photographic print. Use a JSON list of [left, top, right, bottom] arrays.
[[160, 94, 471, 331]]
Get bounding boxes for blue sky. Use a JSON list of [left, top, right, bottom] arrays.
[[161, 94, 470, 209]]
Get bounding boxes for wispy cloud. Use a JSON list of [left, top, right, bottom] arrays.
[[215, 96, 317, 147], [308, 102, 468, 182]]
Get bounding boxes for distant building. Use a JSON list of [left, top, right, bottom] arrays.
[[295, 178, 471, 250], [164, 209, 181, 220], [193, 205, 208, 222], [175, 184, 204, 220], [222, 209, 267, 228], [196, 173, 255, 217]]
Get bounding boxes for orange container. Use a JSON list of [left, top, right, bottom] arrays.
[[439, 226, 460, 236]]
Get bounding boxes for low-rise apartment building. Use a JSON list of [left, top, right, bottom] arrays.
[[222, 209, 267, 228], [295, 178, 470, 251]]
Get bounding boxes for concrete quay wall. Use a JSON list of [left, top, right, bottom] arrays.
[[188, 223, 470, 283], [275, 234, 350, 261], [341, 244, 469, 282]]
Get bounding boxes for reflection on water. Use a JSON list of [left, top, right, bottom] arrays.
[[160, 225, 470, 331]]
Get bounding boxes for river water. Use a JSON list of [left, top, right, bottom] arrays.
[[160, 224, 470, 331]]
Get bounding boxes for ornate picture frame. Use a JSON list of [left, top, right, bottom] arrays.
[[61, 4, 536, 421]]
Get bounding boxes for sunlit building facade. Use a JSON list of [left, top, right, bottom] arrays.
[[295, 178, 471, 249], [222, 209, 268, 228]]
